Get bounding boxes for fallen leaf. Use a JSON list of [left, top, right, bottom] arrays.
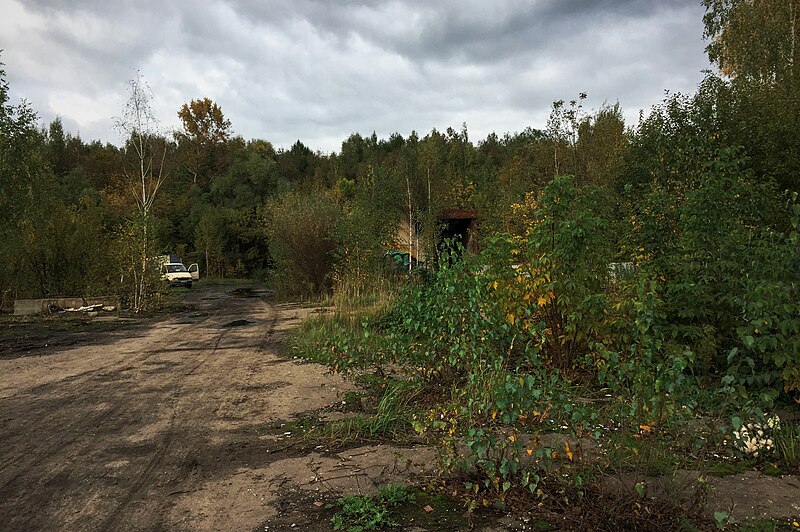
[[314, 501, 324, 507], [423, 505, 433, 512]]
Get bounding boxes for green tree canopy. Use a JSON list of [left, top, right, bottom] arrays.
[[704, 0, 800, 84], [177, 97, 232, 145]]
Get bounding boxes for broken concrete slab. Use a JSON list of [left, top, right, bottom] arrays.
[[14, 296, 119, 315]]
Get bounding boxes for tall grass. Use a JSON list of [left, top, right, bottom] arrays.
[[331, 267, 400, 325], [775, 422, 800, 471], [288, 267, 407, 373], [308, 379, 422, 445]]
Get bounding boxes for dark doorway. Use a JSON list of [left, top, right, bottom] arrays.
[[437, 210, 478, 261]]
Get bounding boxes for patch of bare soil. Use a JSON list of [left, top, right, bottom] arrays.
[[707, 470, 800, 522], [0, 313, 146, 359], [0, 285, 433, 531], [603, 469, 800, 528]]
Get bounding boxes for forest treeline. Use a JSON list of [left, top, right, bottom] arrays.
[[0, 70, 628, 303]]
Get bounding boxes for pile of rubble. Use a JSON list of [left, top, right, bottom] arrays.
[[48, 303, 116, 316]]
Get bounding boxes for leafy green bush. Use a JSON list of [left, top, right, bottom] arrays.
[[387, 247, 511, 384], [633, 148, 800, 397], [520, 176, 613, 370], [266, 191, 342, 296], [384, 177, 626, 509], [387, 176, 617, 383], [292, 165, 798, 518]]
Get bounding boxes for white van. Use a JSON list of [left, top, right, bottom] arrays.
[[159, 256, 200, 288]]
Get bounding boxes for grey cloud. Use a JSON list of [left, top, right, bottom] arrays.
[[2, 0, 710, 152], [220, 0, 700, 64]]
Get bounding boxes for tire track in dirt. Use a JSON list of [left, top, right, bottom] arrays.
[[98, 324, 233, 530], [0, 287, 357, 531], [0, 288, 276, 531], [99, 292, 281, 529], [0, 320, 213, 480], [143, 295, 282, 528], [0, 332, 176, 478]]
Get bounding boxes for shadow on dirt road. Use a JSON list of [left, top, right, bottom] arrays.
[[0, 284, 374, 531]]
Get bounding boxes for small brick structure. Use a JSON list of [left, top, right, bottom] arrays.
[[13, 296, 120, 316]]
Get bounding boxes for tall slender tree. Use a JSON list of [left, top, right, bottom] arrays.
[[113, 72, 171, 311]]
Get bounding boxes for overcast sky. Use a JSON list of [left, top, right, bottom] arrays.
[[0, 0, 710, 153]]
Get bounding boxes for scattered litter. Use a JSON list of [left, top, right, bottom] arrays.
[[48, 303, 117, 314], [66, 304, 104, 312]]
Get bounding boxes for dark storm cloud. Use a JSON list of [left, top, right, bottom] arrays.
[[0, 0, 709, 152]]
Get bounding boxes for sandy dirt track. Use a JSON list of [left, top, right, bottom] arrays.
[[0, 286, 431, 531]]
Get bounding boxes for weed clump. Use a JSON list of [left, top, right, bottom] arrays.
[[332, 484, 412, 532]]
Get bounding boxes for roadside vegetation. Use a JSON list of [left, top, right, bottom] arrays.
[[289, 2, 800, 529], [2, 1, 799, 528]]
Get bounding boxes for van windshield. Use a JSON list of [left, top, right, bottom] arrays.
[[167, 264, 188, 273]]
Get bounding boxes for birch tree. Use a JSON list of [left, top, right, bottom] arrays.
[[114, 72, 168, 217], [703, 0, 800, 84], [113, 72, 170, 311]]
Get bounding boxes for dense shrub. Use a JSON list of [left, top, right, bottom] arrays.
[[266, 191, 343, 296], [633, 148, 800, 396]]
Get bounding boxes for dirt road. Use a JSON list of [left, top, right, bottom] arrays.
[[0, 285, 430, 531]]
